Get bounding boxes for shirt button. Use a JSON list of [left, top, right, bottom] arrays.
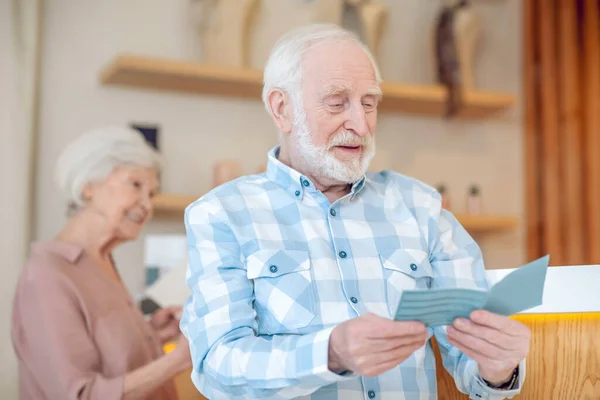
[[330, 208, 336, 217], [302, 179, 310, 187], [269, 265, 278, 273], [410, 263, 418, 271], [339, 251, 347, 258], [295, 190, 301, 197], [368, 391, 376, 399], [350, 297, 358, 304]]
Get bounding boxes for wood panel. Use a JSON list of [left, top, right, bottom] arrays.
[[538, 0, 563, 265], [558, 0, 585, 265], [583, 0, 600, 263], [523, 0, 541, 261], [436, 313, 600, 400]]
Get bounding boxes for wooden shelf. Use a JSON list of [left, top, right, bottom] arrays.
[[455, 214, 519, 233], [99, 55, 514, 118], [152, 193, 518, 233], [152, 193, 197, 215]]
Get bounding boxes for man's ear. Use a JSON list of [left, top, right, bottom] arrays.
[[267, 89, 293, 134]]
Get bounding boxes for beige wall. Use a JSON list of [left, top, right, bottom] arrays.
[[0, 1, 524, 397], [35, 0, 524, 297], [1, 2, 27, 398]]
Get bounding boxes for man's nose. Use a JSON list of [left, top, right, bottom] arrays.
[[344, 102, 370, 137]]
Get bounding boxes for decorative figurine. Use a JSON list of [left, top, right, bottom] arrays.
[[213, 160, 242, 187], [305, 0, 388, 59], [433, 0, 481, 117], [436, 183, 451, 210], [466, 184, 482, 215], [190, 0, 260, 67]]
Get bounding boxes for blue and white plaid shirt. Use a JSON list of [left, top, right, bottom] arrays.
[[181, 146, 524, 400]]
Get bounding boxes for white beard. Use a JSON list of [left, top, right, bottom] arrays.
[[293, 114, 375, 184]]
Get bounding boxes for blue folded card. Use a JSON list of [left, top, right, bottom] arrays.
[[394, 255, 550, 327]]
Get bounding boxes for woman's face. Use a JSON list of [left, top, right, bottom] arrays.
[[84, 166, 159, 241]]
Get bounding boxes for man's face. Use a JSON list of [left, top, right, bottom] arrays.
[[291, 40, 380, 185]]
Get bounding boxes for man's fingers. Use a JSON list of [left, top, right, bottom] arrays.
[[447, 326, 508, 360], [357, 340, 426, 377], [469, 310, 529, 337], [451, 318, 514, 351], [447, 333, 494, 366], [365, 316, 427, 339], [370, 334, 428, 354]]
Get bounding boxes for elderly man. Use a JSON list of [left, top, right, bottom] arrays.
[[180, 24, 529, 399]]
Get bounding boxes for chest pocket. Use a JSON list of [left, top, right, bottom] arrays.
[[246, 249, 316, 333], [379, 248, 434, 317]]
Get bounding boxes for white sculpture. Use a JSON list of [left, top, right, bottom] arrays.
[[307, 0, 388, 59], [451, 0, 482, 91], [190, 0, 260, 68], [432, 0, 482, 116]]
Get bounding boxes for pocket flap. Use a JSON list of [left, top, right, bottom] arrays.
[[246, 249, 310, 279], [379, 248, 433, 279]]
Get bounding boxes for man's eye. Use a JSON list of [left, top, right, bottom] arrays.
[[363, 101, 377, 111]]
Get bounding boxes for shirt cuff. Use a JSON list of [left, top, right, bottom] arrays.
[[294, 326, 356, 387], [471, 360, 526, 400]]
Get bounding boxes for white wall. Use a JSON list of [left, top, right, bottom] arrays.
[[35, 0, 523, 315], [1, 2, 27, 398]]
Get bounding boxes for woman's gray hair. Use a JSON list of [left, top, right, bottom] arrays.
[[262, 23, 382, 124], [54, 126, 162, 209]]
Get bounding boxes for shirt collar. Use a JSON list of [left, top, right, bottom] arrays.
[[31, 240, 85, 264], [265, 146, 368, 201]]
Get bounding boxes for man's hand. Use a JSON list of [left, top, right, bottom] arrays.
[[150, 306, 182, 344], [447, 310, 530, 386], [328, 313, 428, 377]]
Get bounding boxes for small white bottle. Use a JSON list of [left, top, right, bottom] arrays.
[[436, 184, 451, 211], [466, 184, 481, 215]]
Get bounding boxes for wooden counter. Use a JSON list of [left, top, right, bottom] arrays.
[[174, 313, 599, 399], [436, 312, 600, 399], [171, 264, 600, 399]]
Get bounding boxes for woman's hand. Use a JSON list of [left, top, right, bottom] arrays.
[[170, 334, 193, 370], [150, 306, 182, 344]]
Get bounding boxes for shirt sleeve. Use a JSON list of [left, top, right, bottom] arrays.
[[12, 265, 124, 400], [180, 201, 351, 400], [428, 204, 525, 400]]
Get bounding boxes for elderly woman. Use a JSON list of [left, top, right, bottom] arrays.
[[11, 126, 191, 400]]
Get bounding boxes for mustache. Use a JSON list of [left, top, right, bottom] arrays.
[[327, 130, 372, 148]]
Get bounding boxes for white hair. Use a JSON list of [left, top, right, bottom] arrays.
[[54, 126, 162, 208], [262, 23, 382, 122]]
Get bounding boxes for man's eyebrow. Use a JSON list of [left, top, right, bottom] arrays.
[[322, 84, 383, 100], [323, 84, 353, 97], [364, 87, 383, 100]]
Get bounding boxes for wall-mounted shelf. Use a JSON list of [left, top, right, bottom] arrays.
[[152, 193, 198, 215], [456, 214, 519, 233], [99, 55, 514, 119], [152, 193, 518, 233]]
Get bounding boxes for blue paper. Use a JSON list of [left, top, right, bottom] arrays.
[[394, 255, 550, 327]]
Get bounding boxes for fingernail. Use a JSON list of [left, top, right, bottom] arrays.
[[447, 326, 455, 335], [454, 319, 466, 328]]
